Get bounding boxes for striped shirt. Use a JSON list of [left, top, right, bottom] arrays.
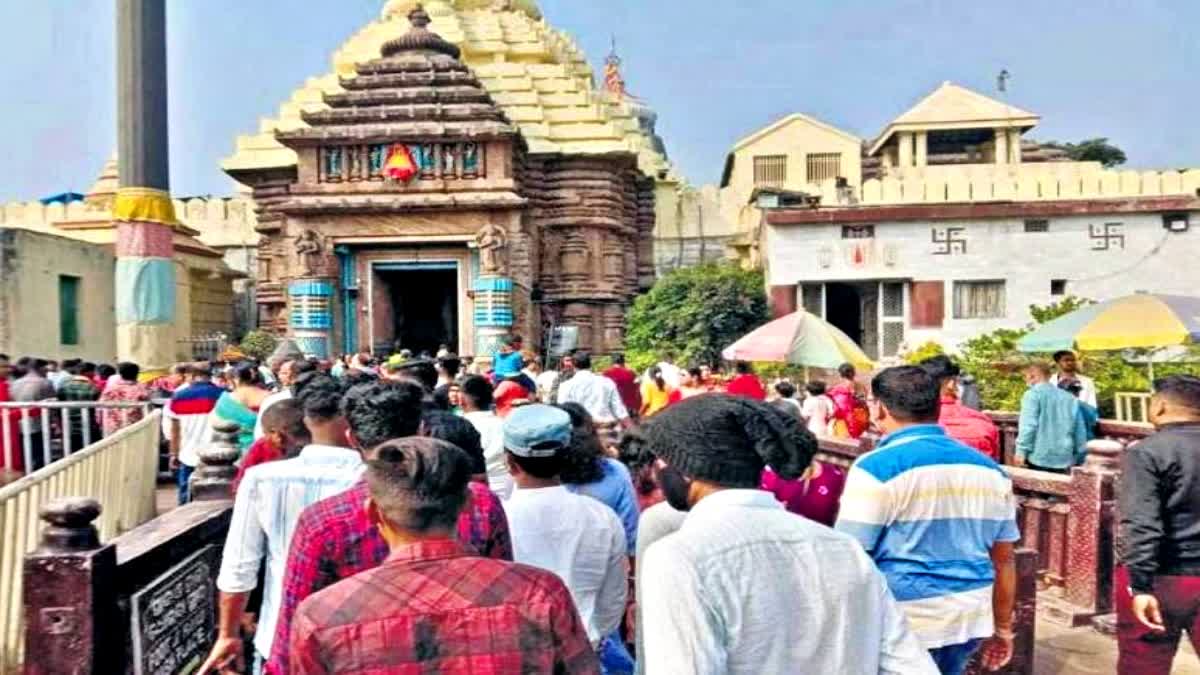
[[835, 425, 1020, 649], [215, 445, 364, 659], [165, 381, 224, 467]]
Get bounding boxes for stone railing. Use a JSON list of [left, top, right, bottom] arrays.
[[20, 422, 239, 673], [0, 412, 162, 674], [817, 415, 1154, 636]]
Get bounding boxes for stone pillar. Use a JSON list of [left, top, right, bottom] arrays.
[[914, 131, 928, 167], [114, 0, 176, 379], [24, 498, 119, 674], [189, 420, 241, 501], [473, 276, 514, 358], [1009, 129, 1023, 164], [994, 128, 1009, 165], [897, 132, 914, 169], [287, 280, 335, 359]]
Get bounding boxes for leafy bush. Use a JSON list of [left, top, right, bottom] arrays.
[[239, 330, 278, 363], [958, 297, 1200, 415], [903, 341, 946, 365], [625, 263, 770, 373]]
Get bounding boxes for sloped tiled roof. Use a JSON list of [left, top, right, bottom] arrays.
[[868, 81, 1040, 155]]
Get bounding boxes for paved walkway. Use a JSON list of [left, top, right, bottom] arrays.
[[1035, 618, 1199, 674]]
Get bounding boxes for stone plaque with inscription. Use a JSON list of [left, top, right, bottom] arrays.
[[129, 545, 218, 675]]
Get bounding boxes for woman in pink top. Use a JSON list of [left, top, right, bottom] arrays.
[[761, 460, 847, 527]]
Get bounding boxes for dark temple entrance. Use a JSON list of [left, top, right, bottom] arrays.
[[375, 265, 458, 356], [825, 282, 864, 347]]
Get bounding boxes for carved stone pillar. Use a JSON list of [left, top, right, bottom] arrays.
[[24, 498, 119, 674], [190, 420, 241, 501]]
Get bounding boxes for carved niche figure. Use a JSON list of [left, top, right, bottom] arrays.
[[295, 229, 325, 276], [476, 223, 509, 276]]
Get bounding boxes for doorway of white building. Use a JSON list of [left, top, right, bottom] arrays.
[[801, 280, 908, 360]]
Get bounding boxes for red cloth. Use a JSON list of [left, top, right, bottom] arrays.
[[1115, 565, 1200, 674], [761, 463, 847, 527], [725, 374, 767, 401], [268, 480, 513, 674], [232, 437, 285, 496], [829, 382, 869, 438], [0, 380, 21, 474], [603, 366, 642, 416], [288, 539, 600, 675], [493, 380, 529, 418], [938, 396, 1001, 461]]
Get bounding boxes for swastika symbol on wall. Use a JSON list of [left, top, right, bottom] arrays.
[[931, 227, 967, 255], [1089, 223, 1126, 251]]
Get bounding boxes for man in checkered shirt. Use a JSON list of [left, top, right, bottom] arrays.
[[288, 436, 598, 674]]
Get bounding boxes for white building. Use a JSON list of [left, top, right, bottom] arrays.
[[743, 82, 1200, 358]]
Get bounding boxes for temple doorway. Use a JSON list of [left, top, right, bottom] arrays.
[[372, 262, 459, 356]]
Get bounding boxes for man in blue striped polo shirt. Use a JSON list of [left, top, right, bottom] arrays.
[[837, 366, 1020, 675]]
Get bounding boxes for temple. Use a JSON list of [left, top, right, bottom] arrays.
[[224, 1, 674, 359]]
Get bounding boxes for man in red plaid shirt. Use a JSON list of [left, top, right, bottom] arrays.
[[288, 436, 599, 674], [268, 382, 513, 674]]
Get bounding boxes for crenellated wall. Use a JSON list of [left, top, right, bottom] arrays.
[[0, 196, 259, 253], [794, 166, 1200, 207]]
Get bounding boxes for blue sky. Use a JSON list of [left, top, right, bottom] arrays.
[[2, 0, 1197, 201]]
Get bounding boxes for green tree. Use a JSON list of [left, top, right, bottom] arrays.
[[624, 262, 770, 372], [239, 330, 278, 362], [902, 341, 946, 365], [1045, 138, 1127, 168]]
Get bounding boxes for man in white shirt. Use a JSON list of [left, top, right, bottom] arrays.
[[200, 375, 363, 674], [502, 404, 628, 664], [460, 374, 512, 499], [556, 352, 631, 447], [634, 395, 937, 675], [1050, 350, 1098, 409], [253, 358, 316, 439]]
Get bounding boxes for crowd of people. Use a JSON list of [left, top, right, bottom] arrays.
[[6, 337, 1198, 674]]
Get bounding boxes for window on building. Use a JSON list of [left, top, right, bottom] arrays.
[[841, 225, 875, 239], [1024, 219, 1050, 233], [1051, 279, 1068, 296], [801, 284, 824, 316], [953, 280, 1006, 319], [806, 153, 842, 182], [59, 275, 80, 346], [1163, 212, 1191, 232], [753, 155, 788, 187], [910, 281, 945, 328]]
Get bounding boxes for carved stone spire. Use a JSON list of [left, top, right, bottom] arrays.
[[381, 4, 462, 59]]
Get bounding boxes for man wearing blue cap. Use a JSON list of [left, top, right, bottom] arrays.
[[502, 404, 630, 671]]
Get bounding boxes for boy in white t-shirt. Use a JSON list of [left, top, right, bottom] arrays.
[[802, 381, 836, 437]]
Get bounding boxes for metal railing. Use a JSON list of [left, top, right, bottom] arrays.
[[0, 411, 162, 673], [178, 332, 228, 362], [0, 401, 155, 479]]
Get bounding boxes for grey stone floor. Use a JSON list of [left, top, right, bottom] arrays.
[[1035, 618, 1199, 674]]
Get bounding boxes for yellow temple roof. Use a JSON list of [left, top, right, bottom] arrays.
[[222, 0, 671, 179]]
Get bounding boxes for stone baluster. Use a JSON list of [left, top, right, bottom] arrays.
[[24, 497, 119, 674], [1063, 439, 1122, 616], [189, 420, 241, 502]]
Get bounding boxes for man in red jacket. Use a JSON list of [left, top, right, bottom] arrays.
[[603, 354, 642, 419], [921, 356, 1000, 460], [726, 361, 767, 401]]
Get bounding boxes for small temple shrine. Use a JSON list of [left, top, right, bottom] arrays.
[[224, 1, 673, 359]]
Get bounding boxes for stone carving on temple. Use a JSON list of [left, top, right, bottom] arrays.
[[475, 223, 509, 276], [294, 229, 325, 276]]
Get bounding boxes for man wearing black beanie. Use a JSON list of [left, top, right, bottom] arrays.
[[633, 394, 937, 674]]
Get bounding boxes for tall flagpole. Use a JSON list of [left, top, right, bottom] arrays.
[[115, 0, 177, 378]]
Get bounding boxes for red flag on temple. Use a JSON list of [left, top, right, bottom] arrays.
[[384, 144, 418, 182]]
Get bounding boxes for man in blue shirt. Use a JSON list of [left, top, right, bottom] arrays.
[[837, 366, 1019, 675], [1016, 363, 1089, 473], [491, 335, 525, 381]]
